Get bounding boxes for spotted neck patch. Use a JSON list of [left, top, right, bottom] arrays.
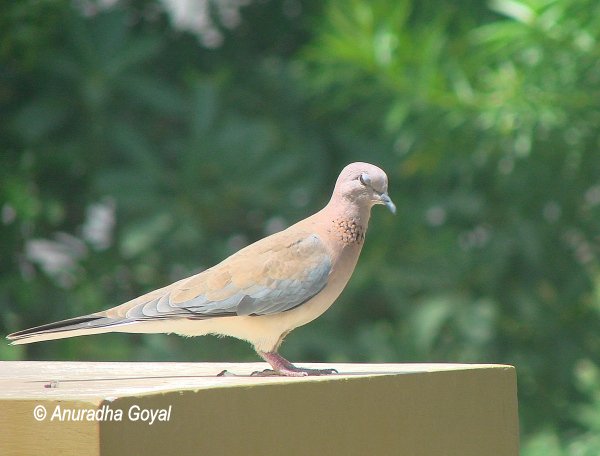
[[331, 218, 365, 245]]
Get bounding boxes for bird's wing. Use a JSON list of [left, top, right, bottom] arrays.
[[103, 232, 332, 321]]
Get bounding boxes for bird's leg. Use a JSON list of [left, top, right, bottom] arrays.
[[252, 351, 338, 377]]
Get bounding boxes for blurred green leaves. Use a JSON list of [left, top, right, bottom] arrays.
[[303, 0, 600, 452]]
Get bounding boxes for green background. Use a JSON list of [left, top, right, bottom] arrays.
[[2, 0, 600, 453]]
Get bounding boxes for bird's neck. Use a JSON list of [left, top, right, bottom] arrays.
[[320, 201, 371, 247]]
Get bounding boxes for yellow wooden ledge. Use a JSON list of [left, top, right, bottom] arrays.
[[0, 362, 519, 456]]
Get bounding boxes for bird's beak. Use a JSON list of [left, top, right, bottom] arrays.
[[379, 192, 396, 214]]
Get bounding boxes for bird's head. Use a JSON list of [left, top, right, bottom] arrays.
[[333, 162, 396, 214]]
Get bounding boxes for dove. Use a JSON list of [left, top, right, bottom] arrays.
[[7, 162, 395, 376]]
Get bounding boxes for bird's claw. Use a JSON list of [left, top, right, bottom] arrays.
[[251, 367, 338, 377], [218, 367, 338, 377], [250, 369, 281, 377]]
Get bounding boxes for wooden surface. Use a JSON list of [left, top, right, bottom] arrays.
[[0, 362, 519, 456], [0, 361, 508, 399]]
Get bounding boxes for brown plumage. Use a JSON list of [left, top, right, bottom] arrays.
[[7, 162, 395, 376]]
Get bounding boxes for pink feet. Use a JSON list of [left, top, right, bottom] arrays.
[[253, 351, 338, 377], [250, 366, 338, 377]]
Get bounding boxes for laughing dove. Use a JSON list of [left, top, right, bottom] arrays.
[[7, 162, 395, 376]]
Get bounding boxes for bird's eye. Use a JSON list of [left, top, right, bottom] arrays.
[[359, 172, 371, 187]]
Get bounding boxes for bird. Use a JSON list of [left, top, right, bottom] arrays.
[[7, 162, 395, 377]]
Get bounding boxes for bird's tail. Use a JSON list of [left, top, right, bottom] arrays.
[[6, 314, 133, 345]]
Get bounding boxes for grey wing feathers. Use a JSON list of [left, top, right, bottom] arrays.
[[119, 234, 332, 320], [6, 233, 332, 343]]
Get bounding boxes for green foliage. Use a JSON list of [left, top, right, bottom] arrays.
[[2, 0, 600, 452], [302, 0, 600, 451]]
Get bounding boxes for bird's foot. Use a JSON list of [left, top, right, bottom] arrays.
[[251, 366, 338, 377], [254, 350, 338, 377], [217, 367, 337, 377]]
